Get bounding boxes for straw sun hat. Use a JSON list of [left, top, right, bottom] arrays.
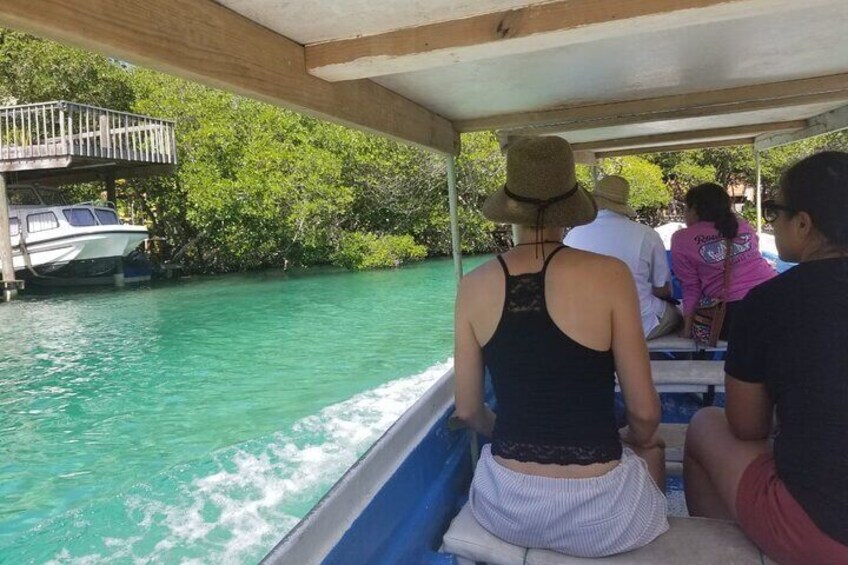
[[593, 175, 636, 218], [482, 137, 597, 228]]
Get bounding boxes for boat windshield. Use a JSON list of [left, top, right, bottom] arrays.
[[7, 186, 41, 205], [35, 188, 68, 206], [7, 186, 69, 206]]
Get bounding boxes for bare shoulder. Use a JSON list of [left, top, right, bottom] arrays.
[[460, 257, 501, 286], [557, 247, 632, 283], [457, 258, 502, 303]]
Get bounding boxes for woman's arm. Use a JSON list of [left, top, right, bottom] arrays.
[[652, 282, 672, 299], [723, 285, 774, 440], [681, 314, 694, 338], [671, 234, 701, 337], [671, 234, 702, 317], [609, 261, 662, 447], [725, 375, 773, 440], [454, 277, 495, 437], [648, 231, 672, 299]]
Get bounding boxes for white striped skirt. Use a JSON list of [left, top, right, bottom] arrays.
[[469, 444, 669, 558]]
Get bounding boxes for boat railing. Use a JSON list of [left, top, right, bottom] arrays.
[[71, 200, 117, 210], [0, 101, 177, 166]]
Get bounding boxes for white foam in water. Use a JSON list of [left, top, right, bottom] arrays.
[[46, 359, 452, 565]]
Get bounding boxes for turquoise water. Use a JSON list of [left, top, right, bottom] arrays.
[[0, 257, 487, 564]]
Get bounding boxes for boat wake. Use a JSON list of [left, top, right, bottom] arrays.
[[8, 360, 453, 565]]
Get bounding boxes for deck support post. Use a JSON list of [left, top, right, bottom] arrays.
[[113, 257, 125, 288], [104, 173, 116, 208], [754, 149, 762, 235], [0, 173, 17, 302], [447, 155, 463, 284]]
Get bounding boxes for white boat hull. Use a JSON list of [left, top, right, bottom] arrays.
[[12, 226, 148, 272]]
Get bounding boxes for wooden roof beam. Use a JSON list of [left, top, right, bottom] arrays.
[[755, 104, 848, 151], [596, 138, 753, 159], [571, 121, 806, 152], [0, 0, 460, 155], [306, 0, 822, 82], [457, 73, 848, 134]]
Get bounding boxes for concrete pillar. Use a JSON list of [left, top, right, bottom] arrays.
[[0, 173, 17, 301]]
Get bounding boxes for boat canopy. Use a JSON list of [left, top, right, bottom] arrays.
[[1, 0, 847, 159]]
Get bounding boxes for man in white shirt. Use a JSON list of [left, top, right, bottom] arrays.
[[565, 175, 681, 339]]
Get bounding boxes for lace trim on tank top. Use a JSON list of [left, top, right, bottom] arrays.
[[492, 438, 622, 466], [497, 246, 564, 314], [506, 274, 544, 313]]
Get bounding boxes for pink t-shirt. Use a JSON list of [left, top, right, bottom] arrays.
[[670, 219, 776, 315]]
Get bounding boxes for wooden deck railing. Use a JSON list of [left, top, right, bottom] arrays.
[[0, 101, 177, 166]]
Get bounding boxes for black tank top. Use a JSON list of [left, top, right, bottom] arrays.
[[482, 246, 622, 465]]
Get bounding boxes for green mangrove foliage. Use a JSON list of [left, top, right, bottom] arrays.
[[0, 30, 133, 109], [1, 29, 846, 272]]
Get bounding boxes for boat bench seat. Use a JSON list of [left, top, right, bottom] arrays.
[[442, 503, 776, 565], [646, 336, 727, 353], [647, 336, 699, 353], [618, 361, 725, 394], [658, 423, 687, 463]]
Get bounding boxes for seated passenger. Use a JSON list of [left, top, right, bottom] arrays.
[[683, 152, 848, 564], [454, 137, 668, 558], [566, 175, 681, 339], [671, 183, 775, 340]]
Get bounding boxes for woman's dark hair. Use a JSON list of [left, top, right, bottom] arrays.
[[685, 182, 739, 239], [780, 151, 848, 248]]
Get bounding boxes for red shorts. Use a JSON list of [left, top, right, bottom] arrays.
[[736, 453, 848, 565]]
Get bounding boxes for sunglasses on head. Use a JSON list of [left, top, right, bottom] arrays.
[[762, 199, 796, 224]]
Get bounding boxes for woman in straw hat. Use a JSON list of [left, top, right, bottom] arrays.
[[454, 137, 668, 557]]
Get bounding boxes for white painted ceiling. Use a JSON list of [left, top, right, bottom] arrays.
[[555, 102, 845, 145], [217, 0, 553, 44], [214, 0, 848, 153], [373, 2, 848, 121]]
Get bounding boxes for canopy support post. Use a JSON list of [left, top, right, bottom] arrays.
[[447, 155, 463, 284], [754, 149, 762, 235], [0, 173, 18, 302]]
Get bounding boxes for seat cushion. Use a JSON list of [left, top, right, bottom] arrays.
[[442, 502, 776, 564]]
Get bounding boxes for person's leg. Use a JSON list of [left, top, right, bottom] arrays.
[[684, 445, 731, 519], [646, 303, 683, 340], [683, 406, 769, 519]]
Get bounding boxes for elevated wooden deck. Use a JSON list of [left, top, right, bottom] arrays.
[[0, 101, 176, 184]]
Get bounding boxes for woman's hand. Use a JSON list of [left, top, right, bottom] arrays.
[[620, 425, 665, 450]]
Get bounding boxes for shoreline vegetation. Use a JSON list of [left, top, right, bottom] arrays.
[[1, 30, 845, 274]]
